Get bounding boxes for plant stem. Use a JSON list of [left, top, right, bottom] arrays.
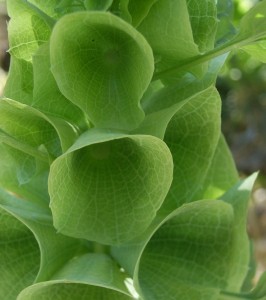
[[153, 35, 265, 81], [220, 290, 249, 299], [0, 133, 49, 163]]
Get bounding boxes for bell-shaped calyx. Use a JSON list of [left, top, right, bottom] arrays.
[[50, 11, 154, 131], [48, 129, 173, 245]]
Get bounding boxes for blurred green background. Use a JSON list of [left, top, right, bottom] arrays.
[[218, 0, 266, 281], [220, 0, 266, 176], [0, 0, 265, 285]]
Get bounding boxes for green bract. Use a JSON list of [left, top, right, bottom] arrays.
[[1, 0, 266, 299], [50, 11, 153, 130], [48, 129, 173, 244]]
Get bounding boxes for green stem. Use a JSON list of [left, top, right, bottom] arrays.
[[153, 35, 265, 81], [0, 133, 49, 163], [220, 290, 249, 300], [22, 0, 56, 28]]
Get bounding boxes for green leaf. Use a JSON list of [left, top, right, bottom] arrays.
[[127, 0, 158, 27], [133, 97, 190, 139], [0, 97, 79, 201], [28, 0, 60, 19], [103, 135, 236, 280], [109, 0, 132, 23], [8, 14, 48, 61], [0, 188, 52, 226], [234, 0, 266, 44], [162, 86, 221, 210], [0, 144, 41, 185], [220, 173, 258, 292], [135, 86, 216, 139], [137, 0, 202, 78], [139, 55, 227, 141], [0, 188, 83, 284], [117, 172, 248, 290], [0, 131, 49, 164], [194, 134, 238, 200], [0, 96, 80, 154], [246, 272, 266, 299], [0, 144, 49, 204], [215, 0, 236, 45], [220, 271, 266, 299], [2, 1, 265, 299], [48, 128, 173, 245], [32, 43, 88, 130], [18, 254, 133, 300], [241, 242, 257, 293], [143, 77, 199, 114], [186, 0, 218, 53], [152, 0, 266, 81], [0, 206, 40, 300], [44, 116, 80, 153], [19, 283, 133, 300], [242, 40, 266, 63], [50, 11, 154, 130], [150, 53, 227, 105], [7, 4, 51, 61], [3, 57, 33, 105], [135, 200, 235, 300], [6, 0, 35, 17], [84, 0, 113, 11], [0, 98, 61, 158], [217, 0, 266, 50], [54, 0, 86, 16], [117, 0, 131, 23]]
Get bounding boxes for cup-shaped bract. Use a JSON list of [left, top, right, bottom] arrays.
[[135, 200, 235, 300], [0, 206, 40, 300], [50, 12, 154, 130], [48, 132, 173, 245], [18, 253, 133, 300], [0, 98, 61, 158], [137, 0, 201, 78], [0, 188, 81, 299]]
